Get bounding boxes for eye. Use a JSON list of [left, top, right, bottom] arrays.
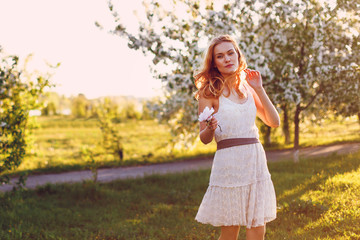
[[217, 55, 223, 59], [229, 52, 234, 55]]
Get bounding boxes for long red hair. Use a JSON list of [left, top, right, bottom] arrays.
[[194, 35, 247, 100]]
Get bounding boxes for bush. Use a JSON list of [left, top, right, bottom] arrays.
[[0, 53, 54, 185]]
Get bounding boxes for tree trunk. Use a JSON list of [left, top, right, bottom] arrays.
[[263, 126, 272, 147], [118, 149, 123, 161], [293, 104, 302, 162], [358, 112, 360, 126], [281, 104, 291, 145], [117, 141, 123, 161]]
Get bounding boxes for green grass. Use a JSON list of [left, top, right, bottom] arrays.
[[4, 115, 360, 177], [259, 115, 360, 150], [13, 116, 217, 176], [0, 151, 359, 239]]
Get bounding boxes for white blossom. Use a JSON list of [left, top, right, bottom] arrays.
[[109, 0, 360, 147], [198, 106, 214, 122]]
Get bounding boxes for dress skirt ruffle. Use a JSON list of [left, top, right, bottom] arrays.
[[195, 178, 277, 229]]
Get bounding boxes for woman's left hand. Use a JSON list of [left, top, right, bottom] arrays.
[[244, 69, 263, 91]]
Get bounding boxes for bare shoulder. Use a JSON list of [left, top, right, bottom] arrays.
[[198, 91, 219, 114]]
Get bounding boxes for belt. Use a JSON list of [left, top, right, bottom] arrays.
[[217, 138, 259, 150]]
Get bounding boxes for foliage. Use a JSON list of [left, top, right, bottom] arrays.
[[321, 64, 360, 118], [104, 0, 359, 150], [67, 93, 144, 121], [96, 98, 124, 162], [78, 98, 127, 179], [70, 93, 90, 118], [141, 99, 157, 120], [41, 101, 57, 116], [0, 52, 54, 185], [39, 92, 72, 116], [120, 101, 141, 120]]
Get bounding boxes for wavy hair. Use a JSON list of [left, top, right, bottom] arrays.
[[194, 35, 247, 100]]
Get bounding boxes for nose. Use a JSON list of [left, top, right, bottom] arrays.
[[225, 55, 230, 62]]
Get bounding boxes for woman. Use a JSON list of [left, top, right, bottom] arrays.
[[194, 35, 280, 240]]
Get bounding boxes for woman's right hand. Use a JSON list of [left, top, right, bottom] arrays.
[[198, 92, 218, 144], [206, 116, 218, 131]]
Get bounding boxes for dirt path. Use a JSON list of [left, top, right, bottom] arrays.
[[1, 142, 359, 192]]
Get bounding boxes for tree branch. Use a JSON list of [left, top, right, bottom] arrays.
[[300, 84, 323, 111]]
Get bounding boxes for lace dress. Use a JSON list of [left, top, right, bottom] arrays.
[[195, 84, 277, 229]]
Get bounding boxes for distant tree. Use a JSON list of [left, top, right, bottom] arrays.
[[121, 102, 141, 120], [0, 51, 55, 185], [58, 94, 72, 116], [41, 101, 57, 116], [88, 101, 100, 118], [141, 99, 157, 120], [41, 105, 49, 116], [96, 98, 124, 161], [71, 93, 89, 118], [98, 97, 121, 122], [259, 123, 272, 147], [39, 91, 61, 116]]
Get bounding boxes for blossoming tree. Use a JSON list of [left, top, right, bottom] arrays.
[[103, 0, 359, 157], [255, 0, 359, 157], [102, 0, 274, 148]]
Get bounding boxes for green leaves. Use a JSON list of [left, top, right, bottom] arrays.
[[96, 100, 124, 162], [0, 52, 54, 186]]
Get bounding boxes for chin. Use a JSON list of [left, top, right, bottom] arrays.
[[221, 69, 237, 77]]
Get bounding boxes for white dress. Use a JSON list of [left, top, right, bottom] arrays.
[[195, 84, 277, 229]]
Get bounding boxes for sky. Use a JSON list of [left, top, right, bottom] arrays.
[[0, 0, 162, 99]]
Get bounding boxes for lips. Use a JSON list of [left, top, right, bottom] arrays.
[[225, 64, 234, 68]]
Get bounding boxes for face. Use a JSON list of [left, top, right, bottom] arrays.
[[213, 41, 239, 77]]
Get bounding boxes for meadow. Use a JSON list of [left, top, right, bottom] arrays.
[[0, 150, 359, 239], [4, 115, 360, 177]]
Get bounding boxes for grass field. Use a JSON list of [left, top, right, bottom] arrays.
[[0, 151, 359, 239], [3, 115, 360, 177]]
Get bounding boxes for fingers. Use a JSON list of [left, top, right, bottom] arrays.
[[244, 69, 261, 81], [245, 69, 260, 76], [244, 68, 253, 74], [207, 117, 218, 131]]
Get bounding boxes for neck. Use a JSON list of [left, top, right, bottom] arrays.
[[224, 73, 238, 87]]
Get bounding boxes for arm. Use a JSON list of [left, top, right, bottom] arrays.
[[245, 69, 280, 128], [198, 94, 219, 144]]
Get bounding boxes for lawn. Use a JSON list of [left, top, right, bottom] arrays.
[[3, 115, 360, 177], [0, 151, 359, 239], [13, 116, 217, 176]]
